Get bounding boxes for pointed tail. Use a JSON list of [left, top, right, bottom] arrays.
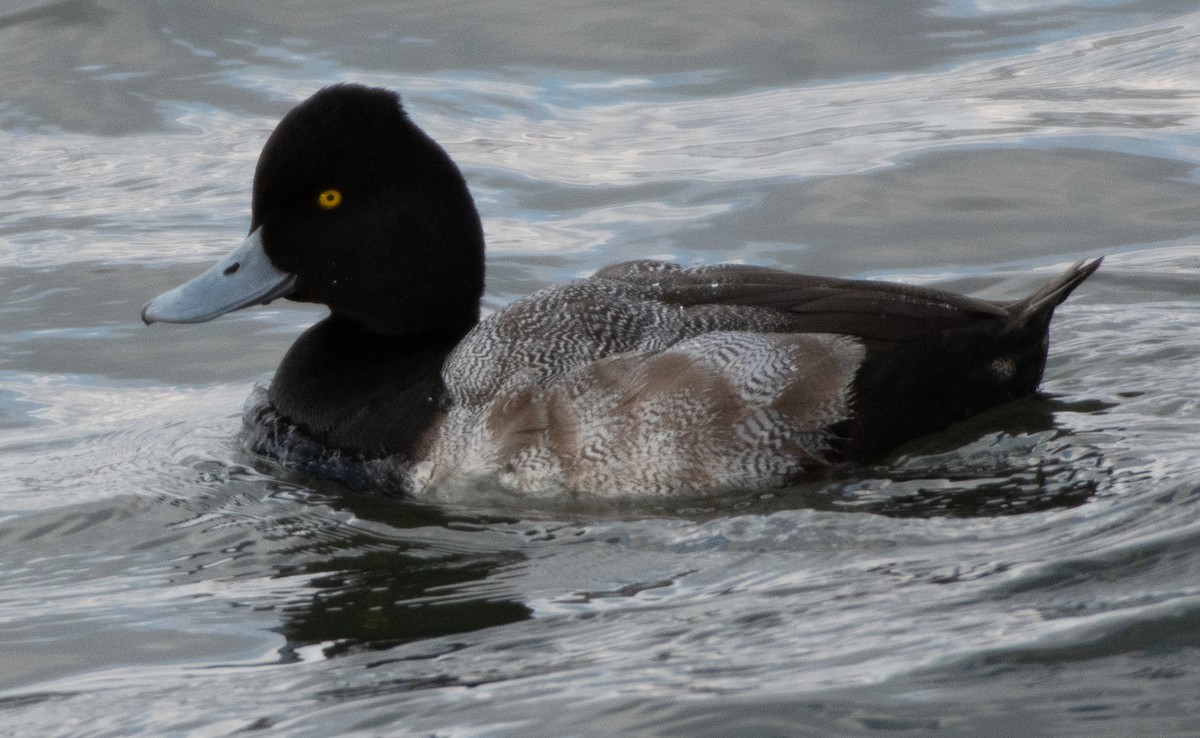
[[1008, 257, 1103, 324]]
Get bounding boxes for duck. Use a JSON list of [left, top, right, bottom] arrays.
[[143, 84, 1101, 498]]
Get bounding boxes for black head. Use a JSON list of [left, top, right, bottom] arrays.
[[252, 84, 485, 337]]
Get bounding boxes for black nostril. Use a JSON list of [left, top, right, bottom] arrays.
[[223, 262, 241, 276]]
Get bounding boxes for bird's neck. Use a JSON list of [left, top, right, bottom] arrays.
[[267, 314, 468, 458]]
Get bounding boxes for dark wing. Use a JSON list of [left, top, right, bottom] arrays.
[[593, 258, 1102, 461], [594, 260, 1008, 345]]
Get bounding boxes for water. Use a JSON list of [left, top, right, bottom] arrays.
[[2, 1, 1200, 735]]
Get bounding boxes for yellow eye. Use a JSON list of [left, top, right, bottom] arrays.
[[317, 189, 343, 210]]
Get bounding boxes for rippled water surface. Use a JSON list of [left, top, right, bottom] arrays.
[[3, 1, 1200, 735]]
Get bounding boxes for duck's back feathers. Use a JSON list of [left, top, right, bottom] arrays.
[[595, 260, 1009, 344], [405, 258, 1100, 497], [423, 267, 855, 495]]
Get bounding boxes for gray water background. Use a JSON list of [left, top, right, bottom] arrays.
[[3, 1, 1200, 735]]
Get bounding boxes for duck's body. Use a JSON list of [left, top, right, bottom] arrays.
[[143, 85, 1100, 499]]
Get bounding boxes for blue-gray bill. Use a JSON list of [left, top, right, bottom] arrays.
[[141, 228, 295, 325]]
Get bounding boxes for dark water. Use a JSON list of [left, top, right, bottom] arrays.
[[3, 1, 1200, 735]]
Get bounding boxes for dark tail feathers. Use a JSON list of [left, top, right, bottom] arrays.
[[1008, 257, 1102, 324]]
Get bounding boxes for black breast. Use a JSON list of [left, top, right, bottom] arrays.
[[267, 316, 454, 459]]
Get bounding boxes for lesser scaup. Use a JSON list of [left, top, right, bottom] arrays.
[[143, 84, 1101, 498]]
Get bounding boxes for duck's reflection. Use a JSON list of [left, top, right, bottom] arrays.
[[273, 493, 532, 658], [814, 395, 1113, 518]]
